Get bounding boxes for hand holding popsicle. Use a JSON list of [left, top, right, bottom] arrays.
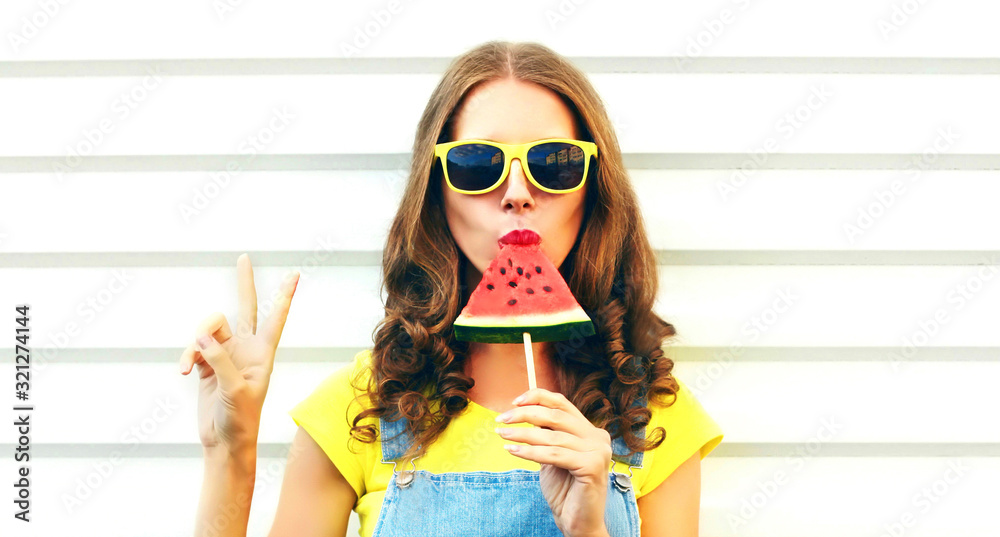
[[495, 388, 613, 537]]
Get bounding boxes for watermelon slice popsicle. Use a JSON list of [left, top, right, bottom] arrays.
[[453, 229, 595, 390]]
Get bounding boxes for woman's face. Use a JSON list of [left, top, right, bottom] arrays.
[[442, 77, 589, 287]]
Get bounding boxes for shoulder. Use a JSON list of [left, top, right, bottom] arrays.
[[647, 377, 723, 451], [287, 349, 378, 498], [636, 376, 724, 498]]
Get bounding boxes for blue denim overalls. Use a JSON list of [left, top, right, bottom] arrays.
[[370, 394, 648, 537]]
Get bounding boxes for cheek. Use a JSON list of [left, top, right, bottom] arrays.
[[445, 194, 484, 230], [555, 192, 587, 227], [557, 193, 588, 248], [443, 194, 495, 262]]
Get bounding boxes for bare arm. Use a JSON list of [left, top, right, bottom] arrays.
[[195, 446, 258, 537], [637, 451, 702, 537], [193, 427, 357, 537], [267, 427, 357, 536], [181, 256, 354, 536]]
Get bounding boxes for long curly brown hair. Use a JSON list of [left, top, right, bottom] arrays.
[[348, 40, 681, 465]]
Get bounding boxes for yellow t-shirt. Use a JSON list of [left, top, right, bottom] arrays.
[[288, 349, 724, 537]]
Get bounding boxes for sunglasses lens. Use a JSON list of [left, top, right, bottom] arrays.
[[445, 143, 504, 192], [526, 142, 587, 191]]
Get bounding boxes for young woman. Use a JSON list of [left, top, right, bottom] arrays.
[[181, 41, 723, 537]]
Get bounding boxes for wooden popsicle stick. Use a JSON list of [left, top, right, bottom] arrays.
[[523, 331, 537, 390]]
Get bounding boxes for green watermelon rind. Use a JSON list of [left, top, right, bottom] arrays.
[[454, 319, 595, 343], [454, 308, 596, 343]]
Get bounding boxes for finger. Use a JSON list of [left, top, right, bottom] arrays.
[[497, 405, 590, 438], [259, 270, 300, 349], [196, 312, 233, 344], [183, 347, 213, 379], [190, 348, 215, 379], [236, 253, 258, 339], [495, 426, 590, 452], [512, 388, 587, 421], [194, 332, 244, 391], [502, 443, 608, 471], [179, 342, 198, 374], [179, 341, 211, 377]]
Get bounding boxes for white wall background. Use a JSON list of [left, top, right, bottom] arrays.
[[1, 1, 998, 536]]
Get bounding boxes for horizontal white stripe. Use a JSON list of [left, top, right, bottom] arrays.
[[2, 0, 998, 61], [0, 74, 993, 155]]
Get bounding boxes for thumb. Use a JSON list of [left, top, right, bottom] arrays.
[[196, 334, 244, 392]]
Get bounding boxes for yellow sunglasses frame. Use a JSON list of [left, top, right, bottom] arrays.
[[434, 138, 598, 195]]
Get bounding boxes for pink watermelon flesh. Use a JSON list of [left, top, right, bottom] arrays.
[[454, 242, 595, 343]]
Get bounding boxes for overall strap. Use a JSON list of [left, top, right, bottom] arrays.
[[609, 390, 648, 468], [379, 410, 416, 463]]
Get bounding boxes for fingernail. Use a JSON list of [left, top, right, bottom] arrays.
[[512, 395, 525, 405], [504, 444, 520, 453], [495, 412, 510, 423], [197, 335, 212, 349]]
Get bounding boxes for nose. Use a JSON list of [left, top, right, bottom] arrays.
[[501, 157, 534, 210]]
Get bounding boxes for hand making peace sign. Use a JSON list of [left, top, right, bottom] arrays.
[[178, 253, 300, 454]]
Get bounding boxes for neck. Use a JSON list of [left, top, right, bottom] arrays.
[[464, 340, 560, 413]]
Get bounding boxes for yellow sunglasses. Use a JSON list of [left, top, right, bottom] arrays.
[[434, 138, 598, 195]]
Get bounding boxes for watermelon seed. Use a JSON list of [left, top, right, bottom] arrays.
[[543, 286, 553, 292], [507, 258, 513, 267], [500, 267, 506, 275], [486, 284, 494, 290], [507, 298, 517, 306], [508, 281, 517, 288], [516, 267, 523, 275], [525, 272, 531, 279], [526, 288, 534, 294], [534, 266, 542, 274]]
